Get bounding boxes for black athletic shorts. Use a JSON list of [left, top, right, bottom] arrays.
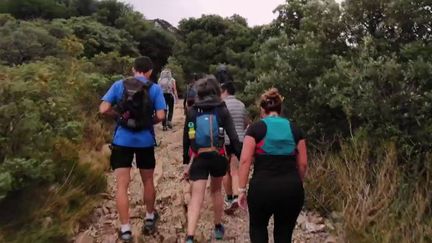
[[189, 152, 228, 181], [110, 144, 156, 170]]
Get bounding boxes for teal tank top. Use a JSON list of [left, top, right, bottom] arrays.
[[261, 116, 296, 155]]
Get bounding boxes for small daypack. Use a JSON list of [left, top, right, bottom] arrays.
[[257, 116, 296, 155], [159, 77, 174, 94], [159, 70, 174, 94], [188, 108, 225, 154], [115, 78, 154, 131]]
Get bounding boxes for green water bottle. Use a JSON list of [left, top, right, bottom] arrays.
[[188, 122, 195, 139]]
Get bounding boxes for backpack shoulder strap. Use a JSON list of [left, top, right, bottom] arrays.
[[212, 106, 223, 127], [143, 81, 153, 89]]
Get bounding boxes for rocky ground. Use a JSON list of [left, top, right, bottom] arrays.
[[74, 103, 337, 243]]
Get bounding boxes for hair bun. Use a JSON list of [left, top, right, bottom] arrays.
[[260, 88, 283, 114], [266, 99, 275, 107]]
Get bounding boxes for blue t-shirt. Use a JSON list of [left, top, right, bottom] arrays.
[[102, 76, 166, 148]]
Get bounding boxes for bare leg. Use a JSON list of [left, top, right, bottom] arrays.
[[187, 180, 207, 236], [223, 158, 233, 197], [115, 168, 131, 224], [210, 176, 224, 225], [229, 156, 240, 196], [139, 169, 156, 213]]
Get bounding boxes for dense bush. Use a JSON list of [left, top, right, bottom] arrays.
[[0, 58, 112, 241], [0, 20, 63, 65]]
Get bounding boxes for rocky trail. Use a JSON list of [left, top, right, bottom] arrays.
[[74, 102, 336, 243]]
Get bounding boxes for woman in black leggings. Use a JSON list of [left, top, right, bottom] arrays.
[[238, 88, 308, 242]]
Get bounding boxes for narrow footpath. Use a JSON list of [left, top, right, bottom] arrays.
[[74, 102, 336, 243]]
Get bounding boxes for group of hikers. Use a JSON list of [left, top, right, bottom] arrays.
[[99, 56, 308, 243]]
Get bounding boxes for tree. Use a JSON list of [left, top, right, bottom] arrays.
[[53, 17, 139, 57], [138, 28, 175, 81], [94, 0, 133, 27], [0, 0, 71, 19], [0, 20, 61, 65], [175, 14, 258, 88]]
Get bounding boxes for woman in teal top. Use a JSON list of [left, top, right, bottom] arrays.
[[238, 88, 308, 242]]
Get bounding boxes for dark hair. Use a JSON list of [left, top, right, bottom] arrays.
[[190, 72, 202, 83], [195, 75, 221, 99], [134, 56, 153, 73], [221, 81, 236, 95], [215, 69, 233, 84], [259, 88, 283, 114]]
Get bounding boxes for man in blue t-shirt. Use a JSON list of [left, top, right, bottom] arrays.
[[99, 56, 166, 240]]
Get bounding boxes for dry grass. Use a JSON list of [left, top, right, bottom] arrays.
[[306, 138, 432, 243]]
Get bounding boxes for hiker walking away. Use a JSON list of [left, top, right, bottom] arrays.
[[159, 68, 178, 130], [183, 73, 199, 115], [183, 76, 242, 243], [214, 64, 233, 85], [220, 82, 249, 214], [238, 88, 307, 243], [99, 56, 166, 241]]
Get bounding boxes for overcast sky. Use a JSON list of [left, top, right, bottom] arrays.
[[121, 0, 288, 27]]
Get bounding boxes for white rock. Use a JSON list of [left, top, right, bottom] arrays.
[[325, 236, 338, 243], [74, 231, 94, 243], [305, 222, 326, 233], [296, 214, 308, 226]]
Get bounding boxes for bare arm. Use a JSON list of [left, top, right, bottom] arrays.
[[172, 79, 178, 100], [154, 110, 165, 124], [238, 136, 256, 189], [296, 139, 308, 181], [99, 101, 119, 118]]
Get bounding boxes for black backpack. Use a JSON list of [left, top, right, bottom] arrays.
[[115, 78, 154, 131]]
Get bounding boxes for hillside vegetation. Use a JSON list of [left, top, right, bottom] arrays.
[[0, 0, 431, 242]]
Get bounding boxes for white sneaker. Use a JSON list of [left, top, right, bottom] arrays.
[[224, 197, 232, 207]]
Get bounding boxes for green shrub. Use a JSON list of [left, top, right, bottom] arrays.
[[0, 57, 110, 241], [0, 20, 62, 65]]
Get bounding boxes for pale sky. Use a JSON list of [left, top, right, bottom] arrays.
[[121, 0, 287, 27]]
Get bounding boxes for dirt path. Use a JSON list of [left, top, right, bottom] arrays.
[[75, 102, 336, 243]]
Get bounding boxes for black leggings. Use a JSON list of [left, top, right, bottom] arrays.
[[247, 175, 304, 243], [163, 93, 174, 126]]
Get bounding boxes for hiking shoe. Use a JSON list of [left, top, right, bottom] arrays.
[[185, 237, 195, 243], [224, 198, 239, 215], [214, 224, 225, 240], [142, 212, 159, 235], [118, 230, 132, 242], [224, 197, 232, 207]]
